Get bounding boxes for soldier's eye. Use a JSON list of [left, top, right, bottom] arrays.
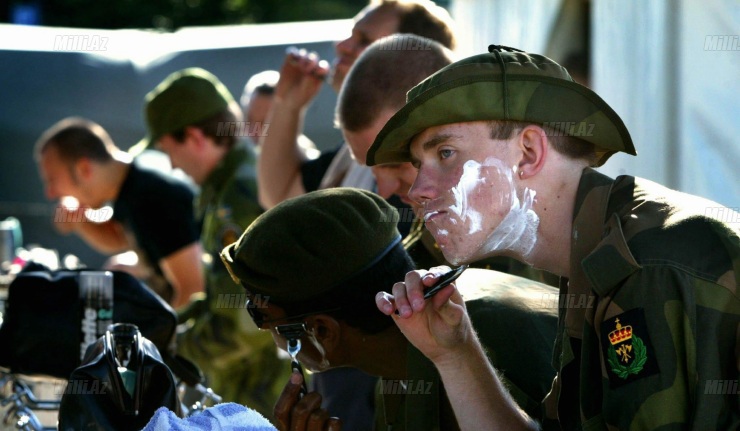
[[439, 149, 454, 159]]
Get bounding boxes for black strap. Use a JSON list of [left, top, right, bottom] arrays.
[[162, 353, 204, 386], [488, 44, 525, 120]]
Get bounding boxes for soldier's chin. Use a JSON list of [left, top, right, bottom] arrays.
[[437, 242, 472, 266], [446, 252, 478, 266]]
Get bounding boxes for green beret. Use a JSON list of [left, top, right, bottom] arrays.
[[220, 188, 402, 304], [366, 45, 636, 167], [141, 67, 235, 149]]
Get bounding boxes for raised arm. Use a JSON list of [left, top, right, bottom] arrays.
[[257, 50, 329, 209], [376, 267, 539, 431], [159, 241, 205, 309]]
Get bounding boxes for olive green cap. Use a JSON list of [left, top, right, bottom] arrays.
[[140, 67, 235, 149], [220, 188, 402, 304], [366, 45, 636, 167]]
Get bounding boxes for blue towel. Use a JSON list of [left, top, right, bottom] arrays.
[[141, 403, 277, 431]]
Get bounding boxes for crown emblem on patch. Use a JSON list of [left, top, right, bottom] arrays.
[[608, 319, 633, 345], [606, 317, 647, 379]]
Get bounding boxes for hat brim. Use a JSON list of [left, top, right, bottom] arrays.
[[128, 136, 154, 157], [367, 75, 635, 167]]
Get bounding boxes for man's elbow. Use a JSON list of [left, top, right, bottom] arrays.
[[257, 188, 280, 210]]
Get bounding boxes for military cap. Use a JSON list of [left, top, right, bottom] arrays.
[[140, 67, 235, 149], [367, 45, 636, 167], [220, 188, 402, 304]]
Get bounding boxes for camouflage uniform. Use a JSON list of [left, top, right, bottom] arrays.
[[177, 141, 290, 417], [364, 44, 739, 428], [375, 270, 559, 430], [542, 168, 739, 430]]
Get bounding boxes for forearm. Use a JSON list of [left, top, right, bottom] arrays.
[[435, 335, 539, 431], [257, 100, 308, 209], [71, 219, 130, 254], [160, 242, 205, 309], [378, 269, 537, 429]]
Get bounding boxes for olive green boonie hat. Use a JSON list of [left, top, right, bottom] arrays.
[[141, 67, 235, 149], [366, 45, 635, 167], [219, 188, 402, 304]]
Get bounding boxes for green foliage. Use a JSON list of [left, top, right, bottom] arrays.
[[22, 0, 368, 29]]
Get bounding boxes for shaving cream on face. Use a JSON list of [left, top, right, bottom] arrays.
[[304, 330, 331, 370], [478, 157, 539, 259], [429, 157, 539, 264], [449, 161, 484, 234]]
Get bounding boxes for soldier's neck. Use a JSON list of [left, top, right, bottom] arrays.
[[518, 160, 586, 278], [347, 326, 408, 380]]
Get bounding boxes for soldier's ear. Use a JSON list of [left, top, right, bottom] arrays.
[[306, 314, 342, 354], [183, 126, 207, 148], [515, 125, 547, 179], [73, 157, 94, 182]]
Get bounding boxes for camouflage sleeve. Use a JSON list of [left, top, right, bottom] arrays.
[[200, 154, 262, 310], [595, 266, 739, 430], [178, 164, 287, 418]]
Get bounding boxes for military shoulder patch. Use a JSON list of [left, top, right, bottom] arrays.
[[600, 308, 659, 388]]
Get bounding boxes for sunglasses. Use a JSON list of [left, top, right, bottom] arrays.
[[245, 299, 341, 329]]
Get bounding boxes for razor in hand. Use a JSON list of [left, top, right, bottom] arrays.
[[423, 265, 468, 299], [275, 322, 309, 397], [394, 265, 469, 315]]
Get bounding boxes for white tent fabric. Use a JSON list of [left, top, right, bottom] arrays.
[[450, 0, 563, 57], [592, 0, 738, 209], [676, 0, 740, 209], [592, 0, 676, 192]]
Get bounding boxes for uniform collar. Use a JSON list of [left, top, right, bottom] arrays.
[[571, 168, 641, 296], [201, 140, 250, 192], [197, 141, 251, 213], [582, 213, 641, 296], [562, 168, 640, 339]]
